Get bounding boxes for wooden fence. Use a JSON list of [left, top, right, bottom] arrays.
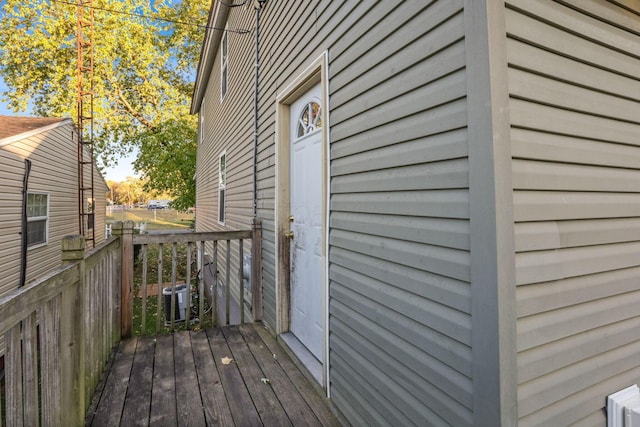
[[0, 235, 121, 426]]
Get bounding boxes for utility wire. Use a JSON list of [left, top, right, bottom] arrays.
[[48, 0, 251, 34]]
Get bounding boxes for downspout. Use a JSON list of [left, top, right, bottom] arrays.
[[20, 159, 32, 287], [253, 0, 266, 218]]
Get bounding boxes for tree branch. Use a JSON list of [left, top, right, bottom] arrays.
[[107, 75, 155, 129]]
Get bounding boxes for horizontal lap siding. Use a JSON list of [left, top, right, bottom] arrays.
[[257, 0, 372, 330], [197, 7, 256, 306], [0, 125, 81, 289], [196, 1, 474, 424], [0, 149, 24, 297], [505, 1, 640, 425], [329, 1, 471, 425]]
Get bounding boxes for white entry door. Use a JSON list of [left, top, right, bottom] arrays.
[[289, 84, 323, 360]]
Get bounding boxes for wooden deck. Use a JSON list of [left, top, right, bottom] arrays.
[[85, 323, 340, 426]]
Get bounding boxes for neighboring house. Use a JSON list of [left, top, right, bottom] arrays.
[[0, 116, 108, 298], [191, 1, 640, 426]]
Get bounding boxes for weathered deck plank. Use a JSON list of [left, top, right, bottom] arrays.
[[253, 324, 341, 427], [222, 326, 293, 426], [190, 329, 235, 426], [121, 336, 154, 426], [206, 327, 263, 426], [174, 331, 207, 427], [150, 334, 177, 425], [238, 324, 322, 427], [90, 338, 137, 426], [86, 323, 340, 426]]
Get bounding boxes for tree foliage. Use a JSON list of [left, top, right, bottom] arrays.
[[106, 176, 173, 207], [134, 119, 196, 210], [0, 0, 209, 202]]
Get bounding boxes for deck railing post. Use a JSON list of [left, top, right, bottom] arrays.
[[112, 220, 134, 338], [61, 235, 86, 426], [251, 218, 263, 321]]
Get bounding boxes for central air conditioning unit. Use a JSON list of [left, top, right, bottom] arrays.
[[162, 284, 188, 325]]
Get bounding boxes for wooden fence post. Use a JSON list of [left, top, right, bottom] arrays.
[[61, 235, 86, 426], [112, 221, 134, 338], [251, 218, 263, 321]]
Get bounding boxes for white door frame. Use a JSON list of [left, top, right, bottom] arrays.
[[274, 52, 330, 390]]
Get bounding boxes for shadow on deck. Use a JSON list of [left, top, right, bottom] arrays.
[[86, 323, 340, 426]]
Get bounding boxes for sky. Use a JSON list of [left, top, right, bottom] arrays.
[[0, 76, 137, 182]]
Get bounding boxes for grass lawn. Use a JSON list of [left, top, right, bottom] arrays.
[[106, 207, 194, 230]]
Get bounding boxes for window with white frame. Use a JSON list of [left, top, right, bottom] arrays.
[[27, 192, 48, 247], [87, 197, 95, 230], [218, 151, 226, 224], [199, 102, 205, 144], [221, 28, 229, 100]]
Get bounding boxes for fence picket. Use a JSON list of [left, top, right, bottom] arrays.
[[5, 325, 23, 426], [141, 244, 148, 335], [22, 313, 38, 427]]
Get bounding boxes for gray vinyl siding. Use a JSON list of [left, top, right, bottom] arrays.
[[196, 5, 255, 308], [505, 1, 640, 425], [329, 2, 471, 425], [195, 1, 474, 425]]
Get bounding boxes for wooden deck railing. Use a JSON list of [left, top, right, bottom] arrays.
[[0, 235, 121, 426], [0, 221, 262, 425], [124, 219, 262, 335]]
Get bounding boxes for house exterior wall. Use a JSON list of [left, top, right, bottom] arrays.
[[0, 121, 107, 299], [195, 2, 255, 311], [504, 1, 640, 425], [195, 1, 477, 425], [329, 2, 473, 425], [0, 147, 25, 297]]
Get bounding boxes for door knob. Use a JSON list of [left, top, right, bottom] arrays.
[[284, 231, 294, 239]]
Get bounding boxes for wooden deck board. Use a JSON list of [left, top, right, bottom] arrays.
[[121, 336, 154, 426], [174, 331, 207, 427], [253, 324, 341, 427], [206, 327, 263, 426], [238, 324, 322, 427], [150, 334, 177, 425], [90, 338, 137, 426], [86, 323, 340, 426], [221, 326, 293, 427], [190, 329, 235, 426]]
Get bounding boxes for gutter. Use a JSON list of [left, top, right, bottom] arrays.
[[253, 1, 266, 217]]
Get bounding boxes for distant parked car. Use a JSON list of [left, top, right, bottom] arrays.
[[148, 204, 164, 209]]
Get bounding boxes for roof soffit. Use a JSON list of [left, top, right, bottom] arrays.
[[190, 0, 231, 115]]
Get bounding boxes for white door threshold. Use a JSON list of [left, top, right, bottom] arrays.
[[280, 332, 323, 385]]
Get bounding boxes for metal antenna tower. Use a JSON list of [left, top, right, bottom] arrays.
[[76, 0, 96, 247]]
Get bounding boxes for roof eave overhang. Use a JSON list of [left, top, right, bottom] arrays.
[[190, 1, 231, 115], [0, 118, 74, 147]]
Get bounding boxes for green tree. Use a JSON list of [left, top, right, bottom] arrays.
[[0, 0, 209, 201], [134, 119, 196, 210]]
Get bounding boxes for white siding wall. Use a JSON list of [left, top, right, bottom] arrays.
[[505, 1, 640, 425], [1, 124, 78, 290], [0, 122, 106, 298], [0, 148, 24, 296]]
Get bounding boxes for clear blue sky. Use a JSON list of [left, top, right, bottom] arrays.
[[0, 76, 136, 181]]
